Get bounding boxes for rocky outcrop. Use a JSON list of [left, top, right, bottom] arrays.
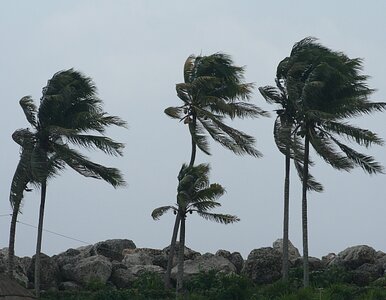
[[329, 245, 377, 269], [63, 255, 112, 285], [28, 253, 60, 290], [242, 247, 282, 284], [171, 253, 236, 280], [92, 239, 136, 262], [215, 250, 244, 274], [1, 239, 385, 291], [272, 239, 301, 260]]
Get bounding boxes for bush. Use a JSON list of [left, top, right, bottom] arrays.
[[185, 270, 252, 299]]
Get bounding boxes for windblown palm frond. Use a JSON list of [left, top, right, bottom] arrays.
[[151, 206, 177, 220]]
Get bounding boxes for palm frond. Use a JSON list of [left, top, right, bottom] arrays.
[[198, 108, 261, 157], [164, 106, 185, 120], [19, 96, 38, 127], [294, 160, 324, 192], [332, 139, 384, 174], [196, 211, 240, 224], [189, 121, 211, 155], [54, 144, 126, 187], [190, 200, 221, 212], [322, 121, 384, 147], [309, 132, 353, 171], [151, 206, 177, 220], [194, 183, 225, 202]]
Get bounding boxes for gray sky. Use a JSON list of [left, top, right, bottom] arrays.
[[1, 1, 385, 260]]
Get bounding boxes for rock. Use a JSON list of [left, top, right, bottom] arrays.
[[293, 256, 324, 271], [330, 245, 377, 269], [92, 239, 136, 262], [110, 267, 134, 288], [171, 253, 236, 281], [62, 255, 112, 285], [163, 243, 201, 266], [322, 253, 337, 266], [0, 248, 31, 288], [356, 263, 383, 279], [215, 250, 244, 274], [376, 254, 386, 274], [242, 247, 282, 284], [28, 253, 60, 290], [272, 239, 301, 260]]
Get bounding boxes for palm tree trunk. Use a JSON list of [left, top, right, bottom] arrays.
[[176, 213, 186, 294], [35, 180, 47, 298], [8, 202, 20, 279], [302, 134, 310, 287], [188, 116, 197, 167], [164, 213, 180, 289], [282, 150, 290, 281]]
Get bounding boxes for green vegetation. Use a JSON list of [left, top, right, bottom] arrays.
[[40, 271, 386, 300]]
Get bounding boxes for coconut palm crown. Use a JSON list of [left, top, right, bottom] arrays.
[[165, 53, 268, 165]]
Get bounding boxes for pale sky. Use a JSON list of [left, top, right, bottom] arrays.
[[1, 1, 385, 260]]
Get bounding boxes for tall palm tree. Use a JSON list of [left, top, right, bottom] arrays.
[[9, 69, 127, 296], [152, 163, 239, 293], [259, 78, 323, 281], [162, 53, 267, 288], [278, 37, 386, 287]]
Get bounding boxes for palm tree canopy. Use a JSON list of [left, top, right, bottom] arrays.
[[277, 37, 385, 174], [10, 69, 127, 208], [165, 53, 268, 157], [152, 163, 239, 224]]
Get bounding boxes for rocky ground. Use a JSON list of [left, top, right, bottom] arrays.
[[1, 239, 385, 292]]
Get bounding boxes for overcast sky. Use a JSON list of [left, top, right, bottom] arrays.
[[1, 1, 385, 260]]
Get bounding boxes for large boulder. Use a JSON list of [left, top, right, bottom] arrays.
[[162, 243, 201, 266], [293, 256, 324, 271], [92, 239, 136, 262], [28, 253, 60, 290], [330, 245, 377, 269], [0, 248, 30, 287], [110, 263, 164, 288], [171, 253, 236, 281], [215, 250, 244, 274], [122, 248, 166, 268], [242, 247, 282, 284], [272, 239, 301, 260], [62, 255, 112, 285]]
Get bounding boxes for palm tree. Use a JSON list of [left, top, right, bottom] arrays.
[[162, 53, 267, 288], [259, 78, 323, 281], [9, 69, 127, 296], [278, 37, 386, 287], [152, 163, 239, 293]]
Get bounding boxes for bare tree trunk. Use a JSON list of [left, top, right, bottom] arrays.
[[8, 202, 20, 278], [176, 213, 186, 294], [302, 135, 310, 287], [282, 150, 290, 281], [35, 180, 47, 298], [164, 213, 180, 289]]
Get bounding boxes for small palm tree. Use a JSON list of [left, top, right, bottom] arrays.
[[279, 37, 386, 287], [152, 163, 239, 293], [9, 69, 127, 296], [163, 53, 267, 287]]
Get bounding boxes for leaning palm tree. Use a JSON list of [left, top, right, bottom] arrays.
[[259, 78, 323, 281], [162, 53, 267, 288], [9, 69, 127, 296], [278, 37, 386, 287], [152, 163, 239, 293]]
